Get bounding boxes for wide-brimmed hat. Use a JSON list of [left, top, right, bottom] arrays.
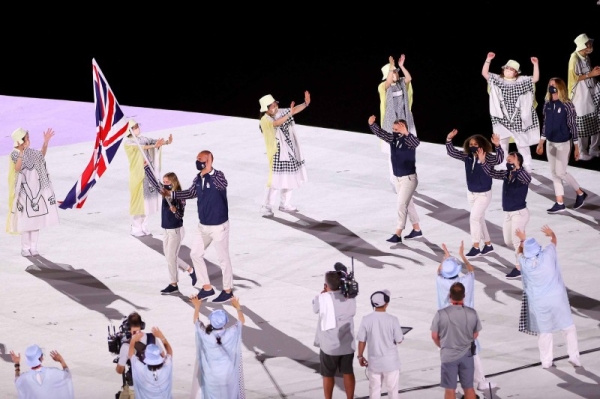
[[208, 309, 228, 329], [523, 237, 542, 258], [12, 127, 28, 147], [575, 33, 594, 52], [259, 94, 278, 112], [380, 64, 399, 81], [143, 344, 163, 366], [502, 60, 521, 73], [441, 257, 462, 278], [25, 344, 43, 368]]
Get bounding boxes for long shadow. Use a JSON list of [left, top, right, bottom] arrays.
[[0, 344, 13, 363], [412, 192, 509, 250], [267, 212, 425, 270], [529, 172, 600, 233], [547, 366, 600, 399], [134, 235, 261, 292], [25, 256, 148, 322]]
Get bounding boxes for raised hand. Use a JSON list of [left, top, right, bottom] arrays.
[[304, 91, 311, 106], [10, 350, 20, 364], [231, 296, 241, 310], [50, 350, 63, 363], [446, 129, 458, 141], [476, 147, 486, 163], [441, 243, 450, 259], [190, 294, 202, 306], [290, 101, 295, 114], [167, 134, 173, 145], [388, 55, 395, 67], [368, 115, 376, 125], [515, 228, 526, 241], [459, 240, 465, 257], [487, 52, 495, 60], [151, 326, 165, 340], [531, 57, 539, 65], [43, 128, 55, 143], [155, 138, 166, 148], [491, 133, 500, 146], [541, 225, 553, 237], [398, 54, 405, 67]]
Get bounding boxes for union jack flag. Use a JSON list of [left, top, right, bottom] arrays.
[[59, 59, 128, 209]]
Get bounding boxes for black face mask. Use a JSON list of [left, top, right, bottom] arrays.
[[469, 146, 479, 153], [506, 162, 515, 171], [163, 184, 172, 191], [196, 161, 206, 171], [548, 86, 558, 94]]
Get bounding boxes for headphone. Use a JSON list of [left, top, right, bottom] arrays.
[[370, 291, 390, 308], [128, 312, 146, 330]]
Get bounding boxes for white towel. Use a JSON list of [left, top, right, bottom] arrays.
[[319, 293, 336, 331]]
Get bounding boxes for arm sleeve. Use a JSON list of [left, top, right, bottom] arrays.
[[446, 141, 467, 161]]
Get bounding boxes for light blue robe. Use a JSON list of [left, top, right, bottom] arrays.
[[131, 355, 173, 399], [195, 320, 245, 399], [519, 243, 573, 333], [15, 367, 74, 399], [436, 272, 480, 353]]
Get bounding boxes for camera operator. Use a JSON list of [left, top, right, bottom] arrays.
[[128, 327, 173, 398], [312, 270, 357, 399]]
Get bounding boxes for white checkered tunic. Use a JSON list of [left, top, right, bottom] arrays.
[[573, 55, 600, 138], [489, 73, 540, 135]]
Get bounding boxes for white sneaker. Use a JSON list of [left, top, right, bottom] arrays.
[[477, 381, 497, 391], [30, 249, 39, 256], [279, 204, 298, 212], [568, 357, 582, 367], [579, 153, 593, 161], [21, 249, 32, 257], [131, 229, 146, 237], [589, 149, 600, 157], [261, 206, 274, 217]]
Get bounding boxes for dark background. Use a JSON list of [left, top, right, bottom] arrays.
[[2, 3, 600, 170]]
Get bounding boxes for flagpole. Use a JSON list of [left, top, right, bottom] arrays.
[[130, 134, 173, 207]]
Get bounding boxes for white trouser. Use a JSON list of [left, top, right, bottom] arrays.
[[547, 141, 581, 197], [367, 369, 400, 399], [21, 230, 40, 251], [503, 208, 530, 264], [538, 324, 580, 367], [263, 187, 292, 209], [190, 221, 233, 290], [500, 137, 533, 170], [394, 174, 418, 230], [579, 135, 600, 154], [131, 215, 148, 234], [468, 191, 492, 245], [163, 227, 188, 283]]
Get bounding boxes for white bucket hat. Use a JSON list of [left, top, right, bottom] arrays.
[[143, 344, 164, 366], [25, 344, 43, 368], [127, 119, 140, 135], [259, 94, 278, 112], [12, 127, 28, 147], [575, 33, 594, 52], [380, 64, 399, 81], [502, 60, 521, 74]]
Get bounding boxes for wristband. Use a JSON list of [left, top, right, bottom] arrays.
[[14, 364, 20, 368]]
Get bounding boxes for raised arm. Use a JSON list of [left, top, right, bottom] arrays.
[[515, 168, 532, 185], [482, 52, 495, 80], [404, 133, 420, 149], [485, 134, 504, 165], [531, 57, 539, 83], [190, 295, 201, 324], [231, 297, 245, 325], [459, 241, 474, 273], [50, 350, 68, 370], [172, 176, 199, 200], [144, 164, 162, 191], [445, 129, 467, 161], [290, 91, 310, 115], [212, 170, 228, 191], [384, 56, 396, 90], [541, 225, 557, 247], [398, 54, 411, 85], [41, 128, 55, 157], [152, 327, 173, 357], [368, 115, 394, 143], [479, 150, 507, 180]]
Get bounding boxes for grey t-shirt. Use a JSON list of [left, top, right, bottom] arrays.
[[430, 305, 482, 363], [313, 290, 356, 356], [356, 311, 404, 373]]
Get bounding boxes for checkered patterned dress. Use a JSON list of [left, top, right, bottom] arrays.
[[572, 55, 600, 138], [489, 73, 540, 135], [518, 290, 537, 336]]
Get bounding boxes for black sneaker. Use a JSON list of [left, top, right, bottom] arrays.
[[212, 290, 234, 303], [161, 284, 179, 295], [465, 247, 481, 257], [189, 268, 198, 286], [573, 192, 587, 210], [480, 244, 494, 255], [386, 234, 402, 243], [197, 288, 215, 299], [547, 202, 566, 213], [403, 229, 423, 239], [505, 267, 521, 279]]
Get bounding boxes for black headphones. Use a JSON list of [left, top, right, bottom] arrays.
[[127, 312, 146, 330], [370, 291, 390, 308]]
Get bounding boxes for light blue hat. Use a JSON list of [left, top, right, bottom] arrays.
[[441, 257, 462, 279], [25, 344, 43, 368], [523, 238, 542, 258], [144, 344, 163, 366], [209, 309, 228, 329]]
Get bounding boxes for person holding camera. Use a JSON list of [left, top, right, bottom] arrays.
[[128, 327, 173, 398], [11, 344, 73, 398], [312, 270, 357, 399], [356, 289, 404, 399], [431, 282, 482, 399]]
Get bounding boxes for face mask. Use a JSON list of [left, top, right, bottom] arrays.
[[548, 86, 558, 94], [506, 162, 515, 171], [163, 184, 172, 191], [469, 146, 478, 153], [196, 161, 206, 171]]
